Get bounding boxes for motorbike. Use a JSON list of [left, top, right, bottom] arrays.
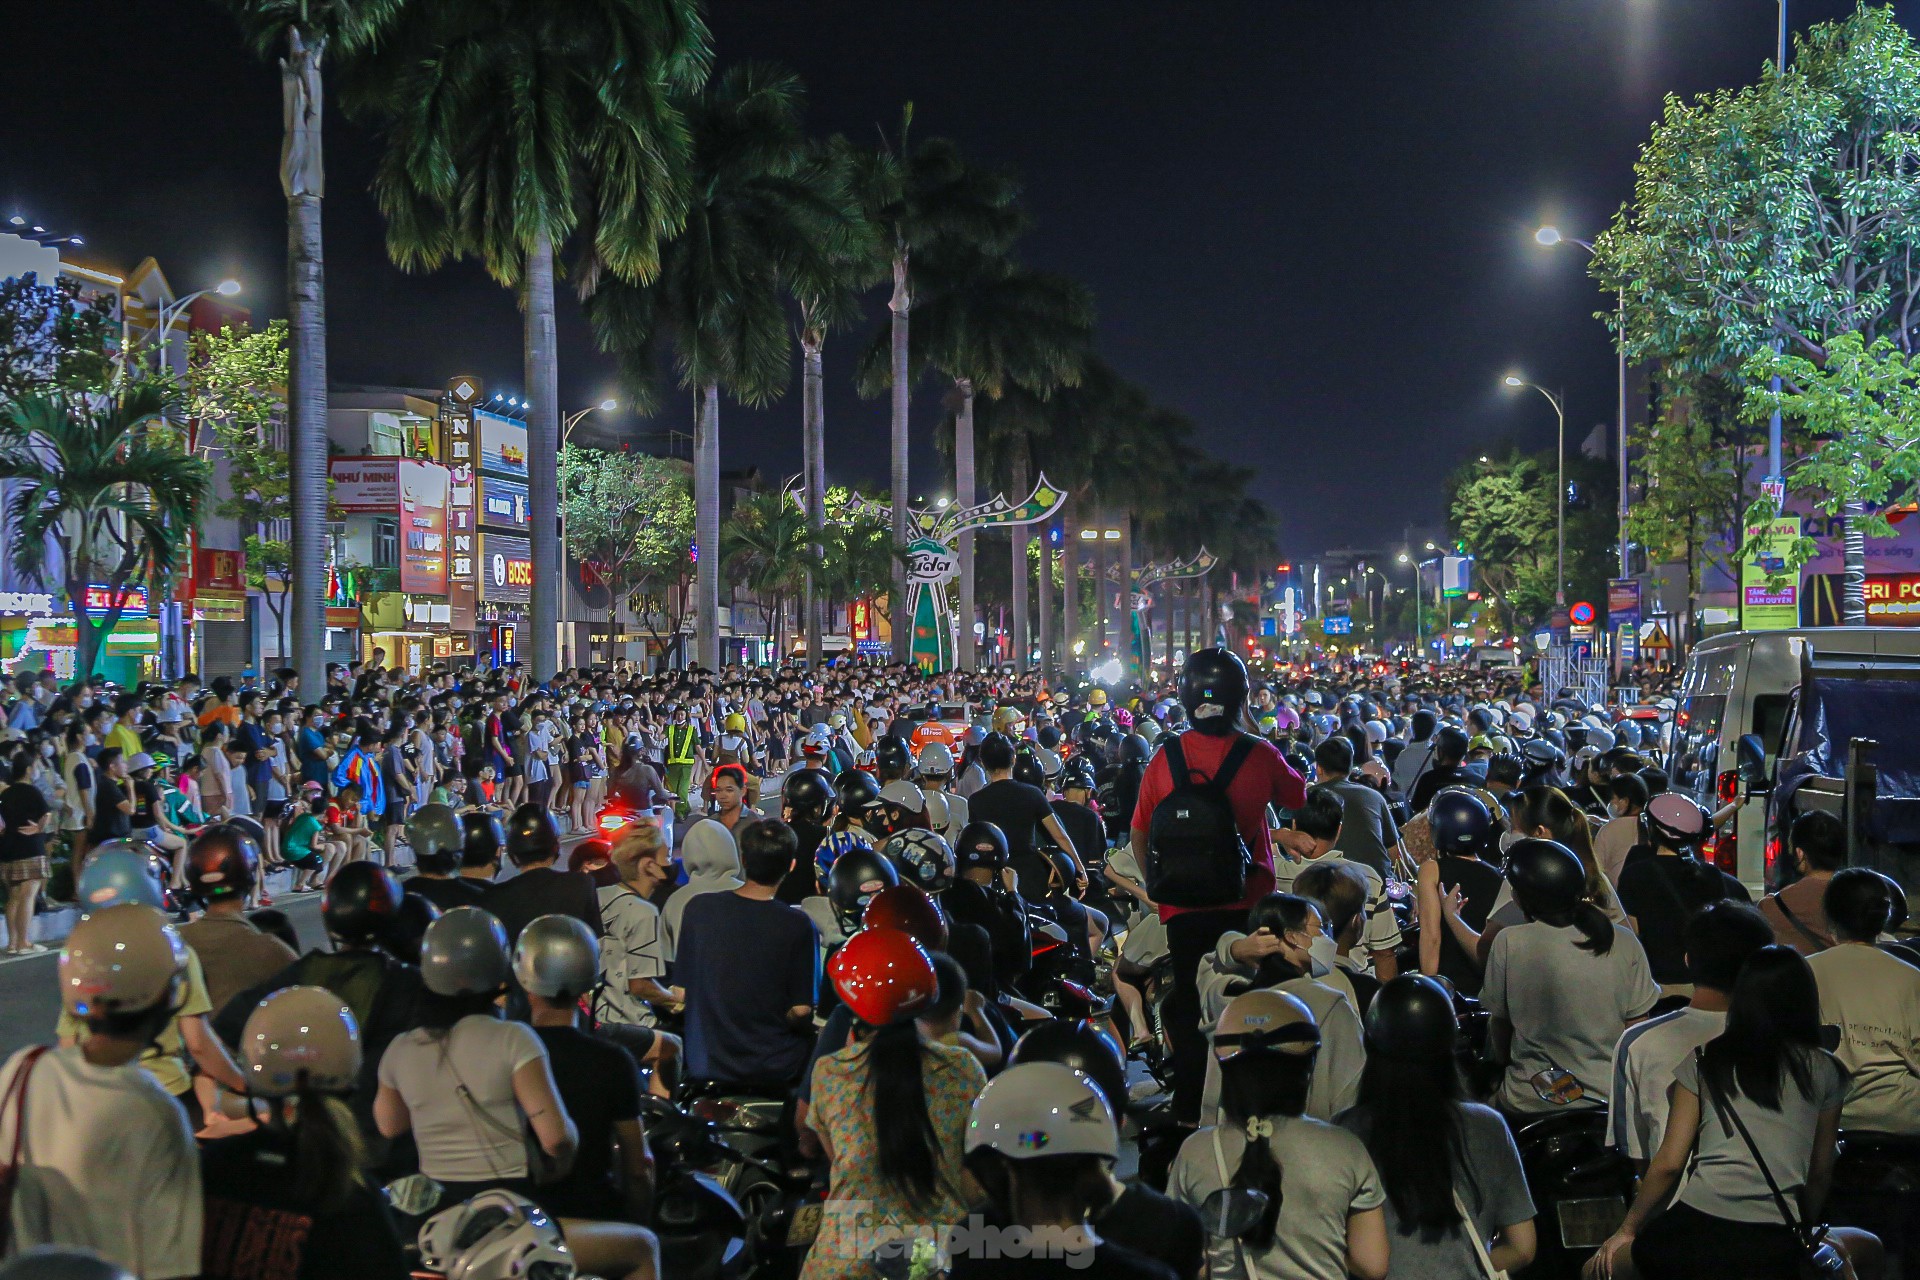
[[1511, 1110, 1637, 1279], [1827, 1131, 1920, 1277], [667, 1085, 825, 1280]]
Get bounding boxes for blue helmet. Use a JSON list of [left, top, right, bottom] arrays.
[[816, 830, 874, 884], [76, 843, 166, 912]]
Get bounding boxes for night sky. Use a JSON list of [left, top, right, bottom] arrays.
[[4, 0, 1901, 556]]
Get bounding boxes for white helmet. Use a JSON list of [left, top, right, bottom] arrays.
[[916, 741, 955, 775], [418, 1190, 573, 1280], [241, 986, 361, 1097], [964, 1061, 1118, 1161], [923, 790, 952, 832]]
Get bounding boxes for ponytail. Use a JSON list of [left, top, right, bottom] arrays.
[[862, 1020, 943, 1208], [1218, 1051, 1315, 1250], [1570, 900, 1616, 956], [288, 1093, 368, 1216]]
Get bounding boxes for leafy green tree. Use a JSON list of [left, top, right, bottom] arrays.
[[559, 444, 694, 656], [719, 490, 817, 652], [353, 0, 709, 678], [1628, 371, 1754, 617], [1449, 451, 1555, 633], [187, 320, 295, 659], [817, 487, 897, 632], [587, 64, 862, 670], [0, 382, 210, 680], [217, 0, 404, 693], [0, 274, 119, 403]]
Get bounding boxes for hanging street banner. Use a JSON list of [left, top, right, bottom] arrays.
[[1741, 515, 1802, 632]]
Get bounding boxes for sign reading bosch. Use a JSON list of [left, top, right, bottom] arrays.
[[479, 533, 532, 604]]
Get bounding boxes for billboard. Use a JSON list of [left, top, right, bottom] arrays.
[[478, 476, 530, 530], [476, 408, 528, 479], [328, 457, 399, 513], [397, 460, 449, 595], [480, 532, 532, 603], [1741, 515, 1801, 632]]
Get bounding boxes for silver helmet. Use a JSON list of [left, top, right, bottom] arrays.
[[511, 915, 599, 1001]]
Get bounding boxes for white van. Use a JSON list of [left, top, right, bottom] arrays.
[[1671, 626, 1920, 886]]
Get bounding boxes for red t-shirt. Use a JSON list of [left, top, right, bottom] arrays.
[[1130, 730, 1308, 921]]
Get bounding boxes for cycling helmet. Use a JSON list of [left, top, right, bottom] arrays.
[[829, 926, 939, 1025], [512, 915, 599, 1000], [1180, 648, 1249, 736], [59, 904, 187, 1019], [1428, 790, 1494, 857], [1011, 752, 1048, 790], [75, 844, 165, 912], [406, 803, 464, 869], [462, 810, 506, 867], [0, 1250, 134, 1280], [835, 769, 881, 814], [954, 820, 1010, 872], [862, 883, 949, 952], [241, 985, 361, 1097], [420, 906, 512, 997], [1213, 989, 1320, 1062], [184, 824, 260, 902], [916, 742, 956, 777], [781, 768, 836, 822], [826, 845, 900, 934], [1112, 708, 1134, 730], [1504, 839, 1587, 918], [504, 804, 561, 866], [1642, 792, 1710, 851], [965, 1061, 1118, 1161], [417, 1190, 574, 1280], [322, 862, 404, 946], [873, 737, 913, 777], [815, 829, 873, 885], [1364, 974, 1458, 1063], [883, 829, 956, 895], [1008, 1019, 1128, 1117]]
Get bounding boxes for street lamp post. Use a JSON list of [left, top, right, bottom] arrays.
[[1536, 228, 1629, 579], [557, 399, 617, 668], [152, 279, 243, 377], [1505, 376, 1567, 610]]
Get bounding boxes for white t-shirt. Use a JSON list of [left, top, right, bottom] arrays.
[[0, 1046, 202, 1278], [596, 883, 668, 1028], [1809, 943, 1920, 1136], [1272, 848, 1403, 958], [378, 1016, 547, 1183], [1607, 1006, 1726, 1160]]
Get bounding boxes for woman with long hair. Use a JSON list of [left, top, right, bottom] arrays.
[[1589, 946, 1882, 1280], [1482, 840, 1658, 1118], [802, 928, 983, 1279], [1339, 975, 1537, 1278], [1168, 989, 1389, 1280]]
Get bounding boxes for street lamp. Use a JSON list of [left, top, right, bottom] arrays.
[[1505, 375, 1567, 610], [1535, 225, 1630, 578], [152, 279, 242, 375], [562, 399, 616, 440], [557, 399, 616, 668]]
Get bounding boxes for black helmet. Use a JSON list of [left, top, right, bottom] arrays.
[[954, 820, 1010, 872], [1365, 974, 1459, 1062], [184, 824, 260, 902], [1485, 752, 1525, 788], [461, 810, 505, 867], [883, 829, 956, 894], [323, 862, 404, 946], [1009, 1018, 1129, 1116], [1060, 759, 1097, 793], [836, 769, 881, 814], [390, 892, 443, 965], [1180, 648, 1249, 736], [782, 768, 836, 822], [504, 804, 560, 866], [1642, 793, 1709, 851], [1505, 838, 1587, 919], [874, 737, 913, 778], [1521, 738, 1565, 770], [826, 845, 900, 934], [1011, 752, 1047, 790], [1119, 733, 1149, 765], [1428, 790, 1494, 857]]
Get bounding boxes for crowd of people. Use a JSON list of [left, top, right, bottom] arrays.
[[0, 641, 1911, 1280]]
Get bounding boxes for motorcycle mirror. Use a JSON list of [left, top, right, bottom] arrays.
[[1529, 1066, 1586, 1106]]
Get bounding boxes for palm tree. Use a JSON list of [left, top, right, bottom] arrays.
[[818, 494, 898, 638], [851, 118, 1023, 662], [868, 244, 1094, 668], [586, 64, 863, 669], [217, 0, 402, 694], [0, 383, 210, 681], [720, 490, 817, 654], [349, 0, 709, 678]]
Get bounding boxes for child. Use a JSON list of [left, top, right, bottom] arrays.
[[476, 763, 498, 809], [324, 782, 372, 865], [280, 787, 336, 892]]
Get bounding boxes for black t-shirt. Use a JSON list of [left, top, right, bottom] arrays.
[[1617, 855, 1752, 984], [480, 866, 605, 944], [777, 818, 827, 905], [1435, 855, 1505, 997], [1409, 763, 1472, 814], [1048, 799, 1105, 867], [131, 777, 161, 827], [90, 774, 132, 840], [407, 876, 489, 912], [532, 1024, 643, 1220], [200, 1127, 409, 1280], [946, 1212, 1177, 1280], [1097, 1183, 1206, 1280], [971, 779, 1056, 890], [675, 890, 820, 1088]]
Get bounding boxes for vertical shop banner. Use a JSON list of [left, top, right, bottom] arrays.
[[1741, 516, 1802, 631], [397, 460, 450, 595], [447, 463, 477, 630], [1607, 577, 1641, 668]]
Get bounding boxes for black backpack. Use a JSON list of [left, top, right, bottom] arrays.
[[1146, 732, 1257, 908]]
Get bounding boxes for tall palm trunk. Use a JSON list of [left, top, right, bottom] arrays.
[[955, 378, 977, 669], [1060, 494, 1079, 671], [1843, 501, 1867, 625], [1036, 516, 1053, 678], [1200, 576, 1215, 650], [889, 250, 911, 662], [802, 323, 825, 667], [1008, 449, 1030, 669], [1091, 507, 1108, 658], [525, 233, 560, 678], [1118, 513, 1133, 675], [283, 28, 329, 694], [695, 382, 722, 668], [1164, 586, 1177, 670]]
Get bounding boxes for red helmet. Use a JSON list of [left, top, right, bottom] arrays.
[[828, 927, 938, 1026], [862, 883, 949, 953]]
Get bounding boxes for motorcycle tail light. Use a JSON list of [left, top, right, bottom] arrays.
[[1716, 769, 1739, 806]]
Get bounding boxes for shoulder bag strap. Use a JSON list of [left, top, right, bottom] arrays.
[[1451, 1185, 1509, 1280], [2, 1046, 51, 1177], [1772, 893, 1834, 953], [1162, 734, 1189, 788], [1694, 1048, 1815, 1245]]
